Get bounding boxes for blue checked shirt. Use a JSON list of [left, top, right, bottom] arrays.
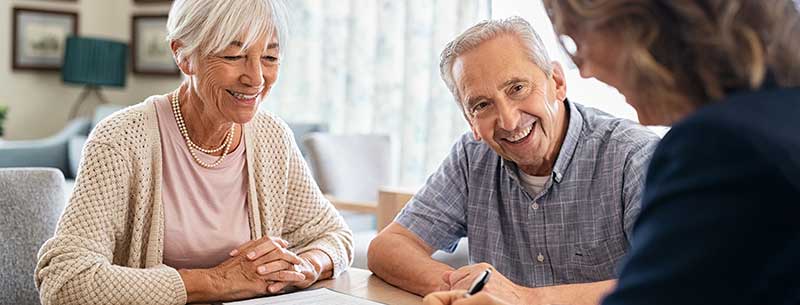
[[395, 100, 660, 287]]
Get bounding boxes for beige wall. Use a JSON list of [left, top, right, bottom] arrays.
[[0, 0, 181, 140]]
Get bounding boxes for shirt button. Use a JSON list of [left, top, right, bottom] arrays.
[[531, 202, 540, 210], [537, 253, 545, 262]]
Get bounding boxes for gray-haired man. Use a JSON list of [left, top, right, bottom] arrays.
[[368, 17, 660, 304]]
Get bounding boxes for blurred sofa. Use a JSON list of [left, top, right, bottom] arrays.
[[0, 105, 123, 179]]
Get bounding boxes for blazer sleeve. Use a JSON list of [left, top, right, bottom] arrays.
[[602, 118, 791, 305], [35, 140, 186, 305]]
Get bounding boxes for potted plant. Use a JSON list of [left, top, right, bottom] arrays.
[[0, 105, 7, 138]]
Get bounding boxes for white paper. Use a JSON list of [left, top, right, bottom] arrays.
[[221, 288, 384, 305]]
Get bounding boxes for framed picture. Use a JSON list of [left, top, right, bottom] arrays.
[[131, 14, 179, 75], [12, 8, 78, 71]]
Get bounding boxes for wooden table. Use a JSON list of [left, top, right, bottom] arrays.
[[325, 186, 417, 232], [311, 268, 422, 305]]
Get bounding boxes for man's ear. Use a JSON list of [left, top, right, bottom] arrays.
[[550, 61, 567, 102], [170, 40, 192, 75]]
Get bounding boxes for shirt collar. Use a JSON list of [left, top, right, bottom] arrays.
[[502, 98, 584, 184]]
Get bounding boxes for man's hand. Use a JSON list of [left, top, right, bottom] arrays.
[[423, 290, 512, 305], [443, 263, 525, 304]]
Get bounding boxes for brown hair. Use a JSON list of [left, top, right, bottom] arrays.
[[544, 0, 800, 115]]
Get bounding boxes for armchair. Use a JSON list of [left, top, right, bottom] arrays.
[[0, 168, 66, 305], [0, 118, 90, 178], [0, 104, 123, 179]]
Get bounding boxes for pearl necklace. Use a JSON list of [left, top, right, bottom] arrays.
[[171, 91, 236, 168]]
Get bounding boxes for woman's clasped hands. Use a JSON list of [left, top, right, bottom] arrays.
[[203, 236, 321, 300]]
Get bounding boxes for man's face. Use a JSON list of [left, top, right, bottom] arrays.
[[452, 34, 568, 175]]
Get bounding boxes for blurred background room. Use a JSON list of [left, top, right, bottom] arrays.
[[0, 1, 655, 302]]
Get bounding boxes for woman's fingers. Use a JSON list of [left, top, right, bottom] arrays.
[[230, 236, 290, 257], [256, 260, 292, 275], [422, 290, 467, 305], [229, 239, 259, 256], [275, 238, 289, 248], [268, 281, 289, 294], [245, 237, 291, 260], [260, 270, 306, 282], [252, 247, 303, 266]]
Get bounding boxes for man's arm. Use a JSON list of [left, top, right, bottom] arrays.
[[523, 280, 615, 305], [368, 222, 455, 296], [620, 130, 660, 239], [370, 134, 474, 296], [446, 262, 615, 305]]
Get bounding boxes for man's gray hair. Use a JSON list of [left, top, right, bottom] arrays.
[[439, 17, 553, 109], [166, 0, 289, 68]]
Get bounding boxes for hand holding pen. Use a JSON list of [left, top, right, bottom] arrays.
[[464, 269, 492, 297], [423, 269, 508, 305]]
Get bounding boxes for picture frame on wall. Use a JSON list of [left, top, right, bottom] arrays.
[[131, 14, 179, 75], [12, 8, 78, 71]]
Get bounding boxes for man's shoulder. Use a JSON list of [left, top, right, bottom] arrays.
[[660, 88, 800, 174], [574, 103, 660, 149]]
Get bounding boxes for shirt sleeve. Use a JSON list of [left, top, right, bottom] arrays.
[[394, 135, 470, 253], [620, 134, 659, 240], [603, 117, 795, 305]]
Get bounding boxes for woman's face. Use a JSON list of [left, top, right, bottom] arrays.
[[184, 35, 280, 124], [569, 31, 667, 125]]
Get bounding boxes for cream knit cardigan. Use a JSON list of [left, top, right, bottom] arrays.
[[34, 97, 354, 305]]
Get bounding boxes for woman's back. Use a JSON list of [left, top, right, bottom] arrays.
[[605, 86, 800, 305]]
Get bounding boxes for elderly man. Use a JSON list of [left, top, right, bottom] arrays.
[[368, 17, 660, 305]]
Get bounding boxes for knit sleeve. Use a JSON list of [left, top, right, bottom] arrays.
[[279, 135, 354, 278], [34, 140, 186, 305]]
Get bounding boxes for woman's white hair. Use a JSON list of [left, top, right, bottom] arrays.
[[439, 17, 553, 110], [166, 0, 289, 67]]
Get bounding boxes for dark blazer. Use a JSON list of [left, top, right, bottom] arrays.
[[603, 87, 800, 305]]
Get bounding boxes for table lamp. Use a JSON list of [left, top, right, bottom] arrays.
[[62, 36, 127, 119]]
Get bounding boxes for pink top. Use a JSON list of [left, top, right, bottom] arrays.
[[154, 95, 251, 270]]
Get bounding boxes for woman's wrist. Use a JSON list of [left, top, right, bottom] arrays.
[[179, 268, 219, 303]]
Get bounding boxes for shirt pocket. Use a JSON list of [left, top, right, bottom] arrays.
[[566, 235, 628, 283]]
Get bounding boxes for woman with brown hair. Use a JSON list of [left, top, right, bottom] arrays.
[[424, 1, 800, 304]]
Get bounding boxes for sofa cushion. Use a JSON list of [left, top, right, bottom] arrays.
[[0, 168, 65, 305]]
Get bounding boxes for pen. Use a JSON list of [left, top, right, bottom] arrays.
[[464, 268, 492, 297]]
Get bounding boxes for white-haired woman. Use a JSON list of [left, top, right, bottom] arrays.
[[35, 1, 353, 304]]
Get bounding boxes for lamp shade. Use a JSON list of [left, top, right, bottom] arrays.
[[62, 36, 127, 87]]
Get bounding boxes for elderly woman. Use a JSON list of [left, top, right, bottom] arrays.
[[425, 1, 800, 305], [35, 0, 352, 304]]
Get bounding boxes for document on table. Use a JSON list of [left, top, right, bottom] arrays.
[[220, 288, 385, 305]]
